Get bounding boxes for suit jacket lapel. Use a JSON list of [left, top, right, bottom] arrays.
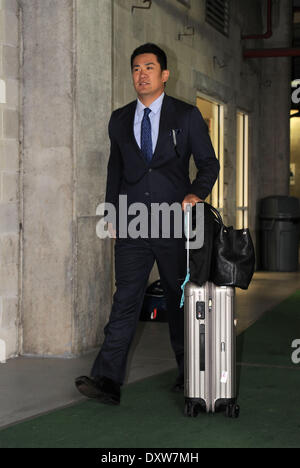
[[122, 100, 148, 168], [127, 100, 141, 151], [151, 93, 170, 162], [151, 94, 179, 166]]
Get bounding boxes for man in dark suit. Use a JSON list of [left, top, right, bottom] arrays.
[[75, 43, 219, 405]]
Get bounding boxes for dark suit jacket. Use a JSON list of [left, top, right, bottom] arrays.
[[105, 94, 220, 222]]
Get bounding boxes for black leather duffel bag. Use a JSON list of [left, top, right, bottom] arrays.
[[189, 203, 255, 290]]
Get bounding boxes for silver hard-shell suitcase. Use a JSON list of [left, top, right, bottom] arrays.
[[184, 281, 240, 418]]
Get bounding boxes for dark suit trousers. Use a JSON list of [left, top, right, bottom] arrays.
[[90, 236, 186, 385]]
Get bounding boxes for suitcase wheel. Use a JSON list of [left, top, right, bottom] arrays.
[[225, 403, 240, 419], [184, 401, 201, 418]]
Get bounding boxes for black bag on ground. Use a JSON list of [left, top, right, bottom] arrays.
[[140, 280, 168, 322]]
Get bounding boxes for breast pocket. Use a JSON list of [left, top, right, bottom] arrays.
[[170, 128, 188, 151]]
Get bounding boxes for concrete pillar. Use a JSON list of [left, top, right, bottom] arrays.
[[73, 0, 113, 355], [259, 0, 293, 198], [0, 0, 20, 359], [20, 0, 112, 356]]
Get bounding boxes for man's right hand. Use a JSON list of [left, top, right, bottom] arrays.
[[107, 223, 116, 239]]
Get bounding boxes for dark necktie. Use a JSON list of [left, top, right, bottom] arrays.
[[141, 108, 153, 163]]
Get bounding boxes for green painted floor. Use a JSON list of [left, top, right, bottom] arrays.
[[0, 291, 299, 448]]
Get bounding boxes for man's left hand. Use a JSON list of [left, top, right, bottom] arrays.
[[182, 194, 203, 211]]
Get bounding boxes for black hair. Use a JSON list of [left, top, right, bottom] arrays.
[[131, 43, 168, 71]]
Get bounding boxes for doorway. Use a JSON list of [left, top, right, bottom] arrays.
[[196, 95, 224, 213], [236, 111, 249, 229]]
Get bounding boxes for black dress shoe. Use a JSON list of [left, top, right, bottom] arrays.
[[171, 374, 184, 393], [75, 375, 121, 405]]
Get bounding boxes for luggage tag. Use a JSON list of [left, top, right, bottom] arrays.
[[151, 308, 157, 320], [221, 371, 228, 384]]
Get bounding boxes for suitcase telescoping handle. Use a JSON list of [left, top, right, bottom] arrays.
[[183, 206, 206, 372], [185, 203, 191, 274], [180, 204, 192, 308]]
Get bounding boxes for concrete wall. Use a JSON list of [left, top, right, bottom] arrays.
[[19, 0, 112, 357], [259, 0, 292, 199], [0, 0, 294, 359], [0, 0, 20, 359], [20, 0, 74, 356], [74, 0, 112, 354]]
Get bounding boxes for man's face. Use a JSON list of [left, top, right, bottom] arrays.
[[132, 53, 170, 100]]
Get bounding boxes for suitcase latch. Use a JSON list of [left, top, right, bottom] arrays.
[[196, 301, 205, 320]]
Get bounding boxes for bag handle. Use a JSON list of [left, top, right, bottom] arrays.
[[202, 201, 224, 226]]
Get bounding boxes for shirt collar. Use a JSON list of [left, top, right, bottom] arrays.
[[136, 92, 165, 119]]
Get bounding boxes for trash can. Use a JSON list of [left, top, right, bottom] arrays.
[[260, 196, 300, 272]]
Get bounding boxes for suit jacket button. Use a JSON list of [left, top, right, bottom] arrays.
[[148, 168, 152, 173], [145, 192, 150, 196]]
